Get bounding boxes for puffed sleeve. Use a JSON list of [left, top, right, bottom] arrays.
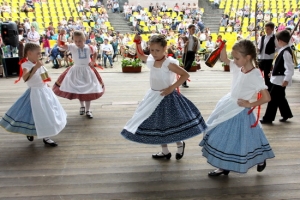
[[22, 62, 34, 71], [146, 54, 155, 69], [229, 60, 239, 74], [252, 69, 268, 92]]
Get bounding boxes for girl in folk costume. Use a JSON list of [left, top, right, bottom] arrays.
[[0, 43, 67, 147], [53, 30, 105, 119], [121, 34, 207, 160], [200, 40, 275, 176]]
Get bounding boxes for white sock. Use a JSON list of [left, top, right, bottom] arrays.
[[85, 101, 91, 111], [80, 101, 85, 107], [258, 162, 264, 166], [176, 141, 184, 154], [43, 137, 55, 143], [162, 146, 170, 154], [214, 168, 224, 173]]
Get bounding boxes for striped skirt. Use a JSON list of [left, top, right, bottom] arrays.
[[0, 89, 37, 136], [200, 108, 275, 173]]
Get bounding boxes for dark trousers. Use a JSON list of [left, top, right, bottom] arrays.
[[262, 84, 293, 121], [182, 51, 195, 85], [259, 59, 273, 91]]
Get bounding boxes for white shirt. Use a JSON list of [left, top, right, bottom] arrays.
[[257, 34, 278, 60], [27, 31, 40, 44], [187, 35, 200, 51], [206, 40, 215, 50], [270, 45, 294, 87], [101, 43, 114, 55]]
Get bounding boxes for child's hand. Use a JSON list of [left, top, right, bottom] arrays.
[[89, 61, 95, 67], [237, 99, 251, 108], [282, 81, 288, 87], [35, 61, 43, 68], [160, 86, 174, 96], [134, 34, 142, 42]]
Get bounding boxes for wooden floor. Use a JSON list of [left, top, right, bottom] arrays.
[[0, 64, 300, 200]]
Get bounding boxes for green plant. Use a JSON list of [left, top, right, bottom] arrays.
[[222, 62, 229, 67], [192, 60, 197, 66], [177, 58, 183, 66], [121, 58, 142, 67]]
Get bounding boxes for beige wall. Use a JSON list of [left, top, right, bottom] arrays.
[[127, 0, 198, 9]]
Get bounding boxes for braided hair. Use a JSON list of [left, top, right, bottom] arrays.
[[149, 34, 167, 48], [232, 39, 259, 68]]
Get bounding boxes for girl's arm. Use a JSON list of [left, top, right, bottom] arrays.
[[160, 63, 190, 96], [22, 61, 43, 82], [237, 89, 271, 108], [220, 45, 230, 65], [133, 34, 148, 62]]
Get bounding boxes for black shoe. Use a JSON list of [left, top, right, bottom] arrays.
[[260, 120, 272, 124], [26, 136, 34, 141], [152, 152, 172, 159], [43, 138, 58, 147], [80, 107, 85, 115], [208, 169, 230, 176], [257, 160, 266, 172], [279, 116, 292, 122], [182, 84, 189, 88], [176, 141, 185, 160]]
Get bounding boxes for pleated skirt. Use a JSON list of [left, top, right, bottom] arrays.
[[121, 90, 207, 144], [200, 109, 275, 173]]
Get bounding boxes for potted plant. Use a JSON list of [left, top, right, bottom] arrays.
[[121, 58, 142, 73], [222, 62, 230, 72], [177, 58, 198, 72]]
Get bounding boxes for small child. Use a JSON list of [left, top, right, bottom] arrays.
[[260, 30, 294, 123], [121, 34, 207, 160], [42, 34, 50, 63], [53, 30, 105, 119], [0, 43, 67, 146], [200, 39, 275, 176]]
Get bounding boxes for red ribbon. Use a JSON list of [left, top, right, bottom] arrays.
[[15, 58, 28, 84], [134, 40, 145, 56], [247, 69, 264, 128]]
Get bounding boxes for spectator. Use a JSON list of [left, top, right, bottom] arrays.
[[256, 11, 264, 23], [149, 3, 154, 13], [220, 15, 228, 26], [101, 38, 114, 67], [198, 31, 206, 44], [248, 22, 255, 32], [26, 0, 35, 10], [84, 1, 91, 12], [213, 0, 219, 9], [227, 17, 235, 28], [42, 35, 50, 63], [111, 36, 118, 62], [20, 3, 30, 15], [206, 35, 215, 52], [89, 0, 96, 8], [136, 3, 143, 12], [31, 18, 39, 33], [216, 35, 223, 47], [286, 9, 293, 18], [2, 2, 11, 14], [173, 3, 180, 15], [77, 3, 84, 12], [236, 9, 243, 17], [106, 0, 113, 10], [161, 3, 167, 12], [27, 26, 40, 44], [264, 13, 271, 23], [60, 17, 67, 26], [244, 9, 249, 17], [113, 2, 119, 13]]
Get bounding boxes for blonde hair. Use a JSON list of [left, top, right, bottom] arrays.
[[232, 39, 259, 68], [24, 42, 41, 58]]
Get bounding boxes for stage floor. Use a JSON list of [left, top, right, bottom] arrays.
[[0, 61, 299, 199]]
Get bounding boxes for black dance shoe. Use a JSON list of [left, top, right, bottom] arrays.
[[176, 141, 185, 160], [208, 170, 230, 176], [80, 107, 85, 115], [279, 116, 292, 122], [260, 120, 272, 124], [152, 152, 172, 159], [257, 160, 266, 172], [43, 138, 58, 147], [182, 84, 189, 88], [26, 136, 34, 142]]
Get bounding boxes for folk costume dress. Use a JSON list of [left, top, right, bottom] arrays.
[[53, 44, 105, 101], [199, 61, 275, 173], [121, 55, 207, 144], [0, 61, 67, 138]]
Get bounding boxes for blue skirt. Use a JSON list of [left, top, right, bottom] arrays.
[[200, 109, 275, 173], [121, 91, 207, 144], [0, 89, 37, 136]]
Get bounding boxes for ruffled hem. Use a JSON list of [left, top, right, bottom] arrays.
[[53, 66, 105, 101]]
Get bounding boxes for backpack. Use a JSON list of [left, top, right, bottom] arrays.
[[50, 46, 59, 58]]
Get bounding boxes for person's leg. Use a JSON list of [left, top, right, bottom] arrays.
[[103, 54, 107, 67], [262, 84, 280, 122], [85, 101, 93, 118], [107, 55, 113, 66], [80, 100, 85, 115], [278, 86, 293, 120], [152, 144, 171, 159], [182, 52, 195, 87]]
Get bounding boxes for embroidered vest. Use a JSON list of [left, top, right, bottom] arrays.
[[272, 47, 292, 76], [259, 34, 276, 55]]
